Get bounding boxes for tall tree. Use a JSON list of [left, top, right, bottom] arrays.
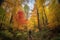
[[35, 0, 48, 27]]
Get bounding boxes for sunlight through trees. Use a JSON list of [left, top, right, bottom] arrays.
[[0, 0, 60, 40]]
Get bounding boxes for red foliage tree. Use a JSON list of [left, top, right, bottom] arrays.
[[15, 11, 27, 25]]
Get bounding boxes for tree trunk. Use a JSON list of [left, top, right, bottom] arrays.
[[37, 9, 41, 31], [42, 5, 48, 26]]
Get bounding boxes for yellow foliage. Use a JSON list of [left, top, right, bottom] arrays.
[[36, 0, 60, 29]]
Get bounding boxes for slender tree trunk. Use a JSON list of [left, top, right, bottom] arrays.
[[37, 9, 41, 31], [37, 10, 43, 40], [10, 14, 13, 23], [42, 5, 48, 26]]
